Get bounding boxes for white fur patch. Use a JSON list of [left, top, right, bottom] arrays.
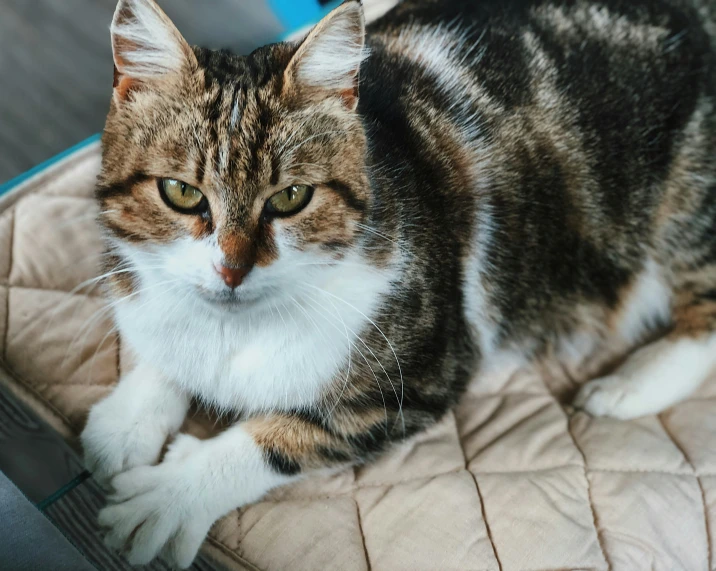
[[111, 0, 187, 78], [386, 21, 486, 96], [81, 362, 189, 485], [111, 229, 398, 413], [614, 258, 672, 344], [90, 206, 402, 567], [574, 333, 716, 419], [463, 198, 499, 356]]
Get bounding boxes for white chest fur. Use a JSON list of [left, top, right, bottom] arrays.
[[113, 264, 395, 414]]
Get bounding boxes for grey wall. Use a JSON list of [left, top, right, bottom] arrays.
[[0, 0, 283, 183]]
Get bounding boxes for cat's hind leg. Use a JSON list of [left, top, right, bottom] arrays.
[[574, 290, 716, 419]]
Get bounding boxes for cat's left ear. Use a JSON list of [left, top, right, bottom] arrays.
[[111, 0, 197, 103], [283, 0, 367, 111]]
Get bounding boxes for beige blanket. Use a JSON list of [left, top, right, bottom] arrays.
[[2, 23, 716, 571]]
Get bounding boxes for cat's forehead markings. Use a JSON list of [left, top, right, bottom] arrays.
[[213, 83, 243, 176], [230, 96, 241, 130], [228, 80, 243, 132]]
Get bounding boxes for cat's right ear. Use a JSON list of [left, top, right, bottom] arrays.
[[110, 0, 197, 103], [283, 0, 367, 111]]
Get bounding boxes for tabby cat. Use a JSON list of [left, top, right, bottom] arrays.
[[81, 0, 716, 566]]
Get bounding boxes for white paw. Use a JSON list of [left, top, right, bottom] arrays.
[[81, 396, 171, 486], [81, 366, 189, 487], [573, 375, 642, 420], [101, 460, 214, 568]]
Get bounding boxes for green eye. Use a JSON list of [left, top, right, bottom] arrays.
[[265, 184, 313, 216], [159, 178, 206, 212]]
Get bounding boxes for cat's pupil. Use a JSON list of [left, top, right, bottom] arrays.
[[180, 182, 187, 195]]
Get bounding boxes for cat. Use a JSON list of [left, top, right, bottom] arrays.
[[80, 0, 716, 567]]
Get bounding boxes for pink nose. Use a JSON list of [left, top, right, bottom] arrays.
[[214, 264, 252, 289]]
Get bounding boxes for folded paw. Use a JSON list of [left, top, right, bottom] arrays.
[[573, 375, 641, 420], [82, 407, 166, 487], [101, 462, 214, 568]]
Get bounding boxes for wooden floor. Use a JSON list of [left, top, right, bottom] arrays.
[[0, 380, 229, 570], [0, 0, 282, 184]]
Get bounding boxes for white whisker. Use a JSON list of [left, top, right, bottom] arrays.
[[299, 284, 404, 434]]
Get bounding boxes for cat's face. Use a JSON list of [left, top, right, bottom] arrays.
[[98, 0, 371, 309]]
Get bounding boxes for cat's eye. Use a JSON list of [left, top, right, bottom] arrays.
[[159, 178, 206, 213], [265, 184, 313, 216]]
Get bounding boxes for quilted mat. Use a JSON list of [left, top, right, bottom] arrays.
[[2, 12, 716, 566]]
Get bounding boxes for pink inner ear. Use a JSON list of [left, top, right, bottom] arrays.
[[339, 86, 359, 111], [113, 69, 137, 101], [112, 36, 139, 101]]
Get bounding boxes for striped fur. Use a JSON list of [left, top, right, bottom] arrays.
[[83, 0, 716, 566]]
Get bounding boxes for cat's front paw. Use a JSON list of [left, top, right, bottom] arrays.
[[81, 366, 189, 486], [100, 459, 215, 568], [81, 398, 168, 486]]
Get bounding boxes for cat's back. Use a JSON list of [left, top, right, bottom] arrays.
[[359, 0, 716, 359], [361, 0, 715, 247], [365, 0, 714, 124], [361, 0, 715, 252]]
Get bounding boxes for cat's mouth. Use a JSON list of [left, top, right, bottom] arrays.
[[195, 285, 263, 310]]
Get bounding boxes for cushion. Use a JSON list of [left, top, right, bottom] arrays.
[[1, 6, 715, 569]]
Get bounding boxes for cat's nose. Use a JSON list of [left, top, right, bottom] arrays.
[[214, 263, 252, 289]]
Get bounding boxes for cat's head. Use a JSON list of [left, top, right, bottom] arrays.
[[98, 0, 376, 310]]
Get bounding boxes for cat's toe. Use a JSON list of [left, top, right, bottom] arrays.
[[101, 462, 212, 568], [164, 433, 203, 464]]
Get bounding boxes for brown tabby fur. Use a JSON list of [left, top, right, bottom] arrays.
[[98, 0, 716, 475]]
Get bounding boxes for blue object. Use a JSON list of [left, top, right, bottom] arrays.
[[271, 0, 342, 34]]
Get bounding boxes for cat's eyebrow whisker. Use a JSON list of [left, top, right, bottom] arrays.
[[288, 176, 315, 187], [279, 130, 346, 163], [283, 162, 330, 174], [273, 114, 318, 159]]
